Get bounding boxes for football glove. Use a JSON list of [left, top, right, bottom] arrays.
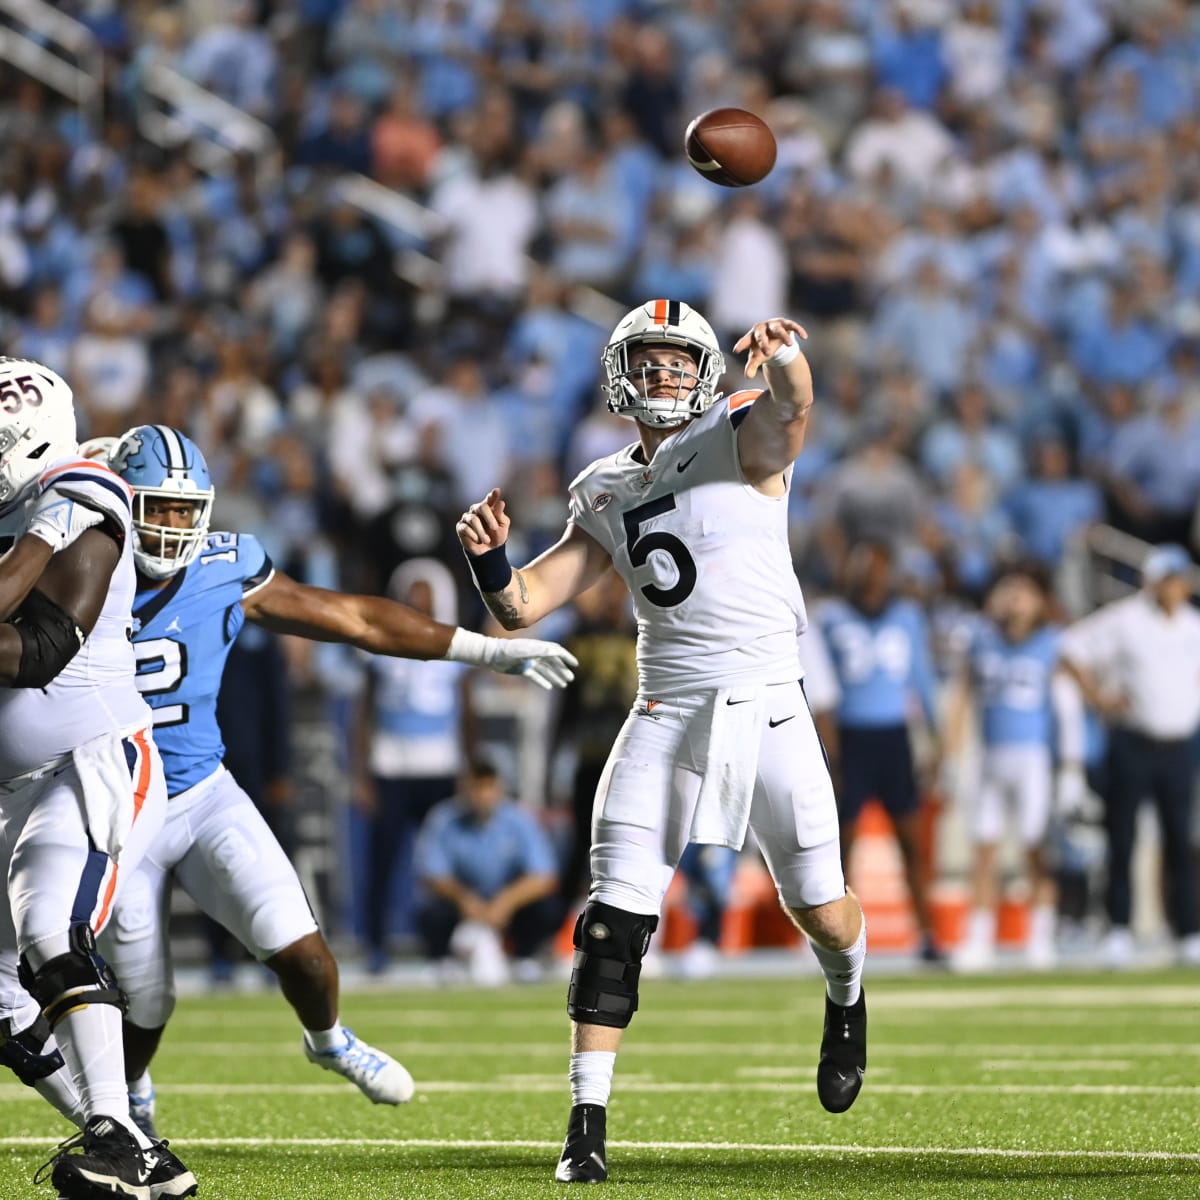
[[445, 628, 577, 689]]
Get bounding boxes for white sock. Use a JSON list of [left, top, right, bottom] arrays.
[[1029, 904, 1055, 946], [127, 1069, 153, 1098], [809, 922, 867, 1007], [569, 1051, 616, 1108], [54, 1005, 152, 1148], [966, 907, 997, 950], [304, 1023, 349, 1054], [33, 1033, 85, 1129]]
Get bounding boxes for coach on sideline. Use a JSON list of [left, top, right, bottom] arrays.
[[1059, 544, 1200, 969]]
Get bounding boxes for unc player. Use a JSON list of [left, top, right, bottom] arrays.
[[456, 302, 867, 1183], [946, 565, 1085, 970], [55, 424, 578, 1140], [0, 360, 196, 1199], [814, 540, 944, 963]]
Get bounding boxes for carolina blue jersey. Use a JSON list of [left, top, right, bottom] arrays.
[[968, 622, 1061, 748], [816, 597, 938, 728], [131, 531, 275, 796]]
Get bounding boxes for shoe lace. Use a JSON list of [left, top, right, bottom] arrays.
[[338, 1036, 387, 1078], [32, 1129, 86, 1185]]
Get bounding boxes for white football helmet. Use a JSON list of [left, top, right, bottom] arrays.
[[602, 299, 725, 427], [0, 357, 78, 509]]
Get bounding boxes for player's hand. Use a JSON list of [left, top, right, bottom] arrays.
[[456, 488, 510, 557], [1054, 763, 1089, 820], [734, 317, 808, 379], [482, 636, 578, 689], [24, 486, 105, 552]]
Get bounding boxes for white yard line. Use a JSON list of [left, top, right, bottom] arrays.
[[2, 1080, 1196, 1100], [130, 1040, 1200, 1060], [166, 986, 1200, 1027], [0, 1135, 1197, 1162]]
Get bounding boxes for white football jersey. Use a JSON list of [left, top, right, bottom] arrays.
[[568, 392, 807, 694], [0, 456, 151, 780]]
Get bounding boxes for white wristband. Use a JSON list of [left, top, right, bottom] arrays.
[[768, 337, 800, 367]]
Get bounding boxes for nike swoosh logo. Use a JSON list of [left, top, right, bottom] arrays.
[[137, 1153, 159, 1183], [769, 715, 796, 728], [726, 697, 753, 706], [676, 452, 698, 473]]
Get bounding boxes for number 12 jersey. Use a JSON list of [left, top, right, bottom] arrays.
[[131, 531, 274, 796]]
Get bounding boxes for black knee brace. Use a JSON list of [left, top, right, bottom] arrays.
[[0, 1013, 65, 1086], [566, 901, 659, 1029], [18, 923, 127, 1029]]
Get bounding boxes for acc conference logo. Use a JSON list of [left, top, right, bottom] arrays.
[[591, 492, 613, 512]]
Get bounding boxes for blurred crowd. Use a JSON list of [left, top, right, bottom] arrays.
[[3, 0, 1200, 970]]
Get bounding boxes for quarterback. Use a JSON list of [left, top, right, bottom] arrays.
[[25, 423, 578, 1143], [456, 301, 868, 1183]]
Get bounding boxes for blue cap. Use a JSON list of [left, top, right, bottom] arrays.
[[1141, 544, 1192, 584]]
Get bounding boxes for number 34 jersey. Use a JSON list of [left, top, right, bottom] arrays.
[[131, 531, 274, 797], [568, 393, 806, 694]]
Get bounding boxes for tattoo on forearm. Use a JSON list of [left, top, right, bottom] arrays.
[[482, 589, 520, 626], [481, 569, 529, 628]]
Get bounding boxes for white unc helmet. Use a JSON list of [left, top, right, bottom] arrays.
[[0, 357, 77, 509], [602, 299, 725, 427]]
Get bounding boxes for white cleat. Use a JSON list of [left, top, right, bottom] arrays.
[[1102, 927, 1134, 971], [951, 941, 995, 974], [304, 1028, 415, 1104]]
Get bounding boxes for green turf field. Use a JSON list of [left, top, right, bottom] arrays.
[[2, 969, 1198, 1198]]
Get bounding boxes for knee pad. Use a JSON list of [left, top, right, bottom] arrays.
[[18, 924, 127, 1028], [567, 902, 659, 1029], [0, 1013, 65, 1086]]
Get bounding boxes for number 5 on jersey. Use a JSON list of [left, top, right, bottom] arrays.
[[623, 494, 697, 608]]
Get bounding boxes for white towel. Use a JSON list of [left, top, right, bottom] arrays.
[[73, 730, 139, 859], [689, 686, 766, 848]]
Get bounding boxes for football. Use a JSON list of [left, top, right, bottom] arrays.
[[684, 108, 777, 188]]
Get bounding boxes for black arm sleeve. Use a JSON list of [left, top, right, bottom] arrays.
[[7, 588, 86, 688]]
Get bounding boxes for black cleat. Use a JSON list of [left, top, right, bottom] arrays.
[[554, 1103, 608, 1183], [817, 987, 867, 1114], [38, 1115, 153, 1199], [146, 1140, 198, 1199]]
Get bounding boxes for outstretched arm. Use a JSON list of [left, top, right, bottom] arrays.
[[242, 570, 578, 689], [734, 317, 814, 490], [456, 487, 612, 630]]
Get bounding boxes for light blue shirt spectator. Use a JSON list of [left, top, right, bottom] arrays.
[[1003, 436, 1102, 567], [1105, 39, 1195, 131], [1104, 397, 1200, 517], [1069, 294, 1171, 388], [545, 148, 638, 289], [871, 16, 947, 111], [180, 13, 278, 119], [416, 797, 556, 901], [867, 261, 978, 395], [920, 385, 1024, 493]]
